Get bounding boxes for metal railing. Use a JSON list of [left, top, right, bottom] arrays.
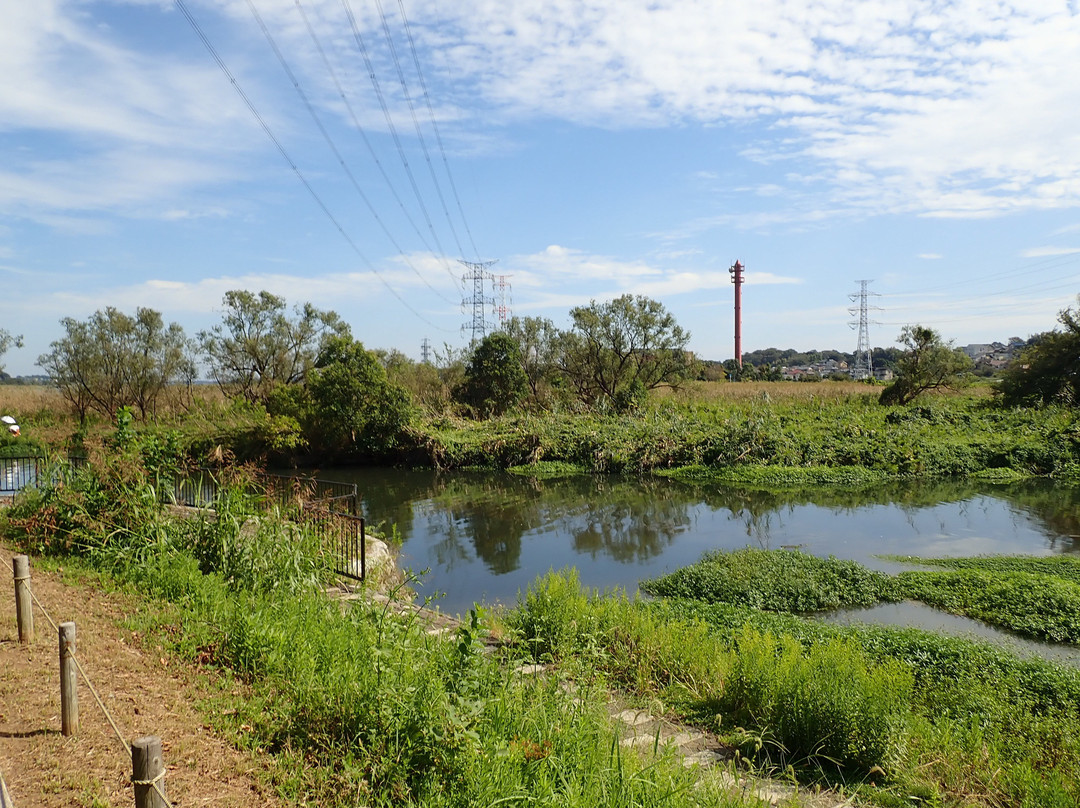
[[170, 470, 366, 582], [0, 456, 41, 494]]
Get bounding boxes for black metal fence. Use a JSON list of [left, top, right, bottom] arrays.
[[0, 456, 41, 495], [170, 470, 366, 582]]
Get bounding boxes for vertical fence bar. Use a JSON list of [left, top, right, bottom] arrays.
[[132, 735, 167, 808], [13, 555, 33, 644], [360, 517, 366, 581], [59, 622, 78, 736]]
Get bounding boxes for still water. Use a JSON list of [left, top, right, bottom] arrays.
[[329, 469, 1080, 617]]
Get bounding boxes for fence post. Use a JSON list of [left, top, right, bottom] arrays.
[[132, 735, 167, 808], [12, 555, 33, 644], [360, 517, 366, 581], [59, 622, 78, 736]]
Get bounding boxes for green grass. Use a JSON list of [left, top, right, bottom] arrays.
[[1, 453, 765, 808], [507, 568, 1080, 807], [641, 547, 900, 612]]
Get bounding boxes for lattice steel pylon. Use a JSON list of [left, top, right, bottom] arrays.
[[460, 259, 497, 343], [420, 337, 432, 364], [848, 280, 881, 380], [492, 274, 512, 324]]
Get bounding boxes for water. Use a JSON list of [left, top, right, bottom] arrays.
[[325, 469, 1080, 616]]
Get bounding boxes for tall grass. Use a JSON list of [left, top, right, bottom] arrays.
[[1, 449, 761, 807]]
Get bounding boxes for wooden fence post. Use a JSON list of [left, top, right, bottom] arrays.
[[59, 622, 78, 737], [132, 735, 167, 808], [12, 555, 33, 644]]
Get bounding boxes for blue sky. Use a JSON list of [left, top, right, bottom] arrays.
[[3, 0, 1080, 375]]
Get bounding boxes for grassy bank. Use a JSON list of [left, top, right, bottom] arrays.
[[512, 555, 1080, 807], [0, 451, 769, 808], [5, 384, 1080, 483]]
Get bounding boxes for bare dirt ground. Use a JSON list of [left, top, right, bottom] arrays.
[[0, 544, 285, 808]]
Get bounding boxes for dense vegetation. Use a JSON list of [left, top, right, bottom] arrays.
[[0, 444, 760, 808], [510, 551, 1080, 806]]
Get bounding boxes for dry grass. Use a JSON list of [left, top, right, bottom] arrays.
[[653, 380, 880, 405], [0, 385, 64, 416]]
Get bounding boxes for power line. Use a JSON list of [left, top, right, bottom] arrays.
[[245, 0, 459, 306], [371, 0, 466, 261], [293, 0, 436, 256], [339, 0, 461, 288], [393, 0, 483, 263], [174, 0, 452, 332]]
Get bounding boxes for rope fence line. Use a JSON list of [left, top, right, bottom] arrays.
[[10, 555, 174, 808]]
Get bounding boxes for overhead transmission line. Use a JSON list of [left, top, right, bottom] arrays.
[[293, 0, 439, 260], [371, 0, 467, 262], [339, 0, 462, 287], [243, 0, 458, 306], [173, 0, 452, 332], [393, 0, 483, 263]]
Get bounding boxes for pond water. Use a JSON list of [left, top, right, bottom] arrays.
[[327, 469, 1080, 619]]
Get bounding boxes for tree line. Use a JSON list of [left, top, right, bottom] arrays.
[[6, 290, 1079, 460]]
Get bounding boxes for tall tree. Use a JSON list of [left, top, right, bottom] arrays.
[[455, 332, 528, 417], [304, 335, 413, 458], [0, 329, 23, 378], [558, 295, 695, 410], [879, 325, 972, 405], [37, 307, 194, 420], [198, 290, 348, 404], [502, 316, 560, 402], [1000, 300, 1080, 406]]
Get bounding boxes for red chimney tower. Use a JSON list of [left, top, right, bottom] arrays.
[[729, 260, 745, 368]]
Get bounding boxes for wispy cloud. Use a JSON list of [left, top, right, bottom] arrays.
[[1020, 246, 1080, 258], [918, 253, 943, 260]]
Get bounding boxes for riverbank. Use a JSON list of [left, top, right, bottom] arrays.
[[5, 384, 1078, 485]]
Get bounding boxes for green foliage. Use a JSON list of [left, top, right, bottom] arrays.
[[557, 295, 695, 410], [455, 332, 528, 417], [1000, 300, 1080, 406], [507, 571, 912, 775], [719, 627, 913, 773], [879, 325, 973, 406], [197, 290, 348, 405], [300, 334, 413, 459], [642, 548, 899, 611], [501, 316, 561, 406], [37, 306, 194, 420]]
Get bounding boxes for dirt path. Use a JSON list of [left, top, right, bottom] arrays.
[[0, 545, 285, 808]]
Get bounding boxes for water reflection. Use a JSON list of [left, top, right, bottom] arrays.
[[319, 468, 1080, 614]]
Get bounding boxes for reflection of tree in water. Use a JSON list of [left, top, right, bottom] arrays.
[[997, 481, 1080, 552]]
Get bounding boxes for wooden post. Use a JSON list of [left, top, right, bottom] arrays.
[[13, 555, 33, 644], [132, 735, 167, 808], [59, 622, 78, 737]]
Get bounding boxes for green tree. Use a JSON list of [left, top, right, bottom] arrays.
[[198, 290, 347, 404], [879, 325, 972, 405], [456, 332, 528, 417], [303, 335, 413, 459], [558, 295, 694, 410], [1000, 301, 1080, 406], [502, 316, 560, 403], [0, 329, 23, 378], [37, 307, 194, 420]]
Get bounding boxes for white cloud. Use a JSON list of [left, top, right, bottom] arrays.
[[917, 253, 942, 260], [1020, 246, 1080, 258]]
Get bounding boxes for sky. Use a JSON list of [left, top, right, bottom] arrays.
[[3, 0, 1080, 376]]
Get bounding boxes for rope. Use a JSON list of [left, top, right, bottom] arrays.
[[23, 573, 175, 807]]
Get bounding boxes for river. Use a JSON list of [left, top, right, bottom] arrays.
[[326, 469, 1080, 620]]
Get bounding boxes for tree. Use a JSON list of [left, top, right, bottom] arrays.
[[198, 290, 348, 404], [455, 332, 528, 417], [37, 307, 194, 420], [1000, 301, 1080, 406], [501, 316, 560, 404], [557, 295, 695, 410], [303, 335, 413, 458], [879, 325, 972, 405], [0, 329, 23, 378]]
